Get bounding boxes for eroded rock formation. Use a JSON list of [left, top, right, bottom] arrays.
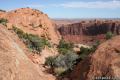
[[0, 25, 44, 80], [58, 20, 120, 43], [0, 8, 60, 44], [0, 8, 58, 80], [70, 36, 120, 80]]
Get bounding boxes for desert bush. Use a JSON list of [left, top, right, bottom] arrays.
[[0, 18, 8, 26], [56, 52, 78, 74], [26, 34, 45, 52], [79, 47, 92, 59], [54, 67, 66, 76], [45, 56, 55, 67], [79, 41, 100, 59], [58, 38, 74, 54], [91, 40, 100, 52], [45, 52, 79, 76], [106, 31, 113, 40], [12, 26, 51, 54], [12, 26, 25, 38], [45, 38, 79, 76]]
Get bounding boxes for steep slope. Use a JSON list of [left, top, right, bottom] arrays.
[[0, 25, 46, 80], [0, 8, 59, 44], [70, 36, 120, 80], [0, 8, 59, 80], [58, 20, 120, 43]]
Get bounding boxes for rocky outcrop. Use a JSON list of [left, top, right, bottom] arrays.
[[0, 25, 45, 80], [70, 36, 120, 80], [58, 20, 120, 43], [59, 21, 120, 35], [0, 8, 59, 44], [0, 8, 59, 80]]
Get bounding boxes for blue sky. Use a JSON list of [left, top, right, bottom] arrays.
[[0, 0, 120, 18]]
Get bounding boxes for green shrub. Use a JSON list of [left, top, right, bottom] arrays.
[[26, 34, 45, 52], [45, 38, 78, 76], [79, 47, 92, 59], [45, 56, 55, 67], [12, 26, 51, 54], [58, 38, 74, 54], [79, 41, 100, 59], [63, 52, 79, 70], [54, 67, 66, 76], [106, 31, 113, 40], [12, 26, 25, 38], [58, 48, 70, 55], [56, 53, 78, 74], [91, 40, 100, 52], [0, 18, 8, 26], [45, 52, 79, 76]]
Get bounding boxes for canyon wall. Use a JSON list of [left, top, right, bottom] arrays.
[[70, 36, 120, 80], [58, 20, 120, 44]]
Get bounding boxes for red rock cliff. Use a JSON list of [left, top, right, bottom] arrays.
[[70, 36, 120, 80], [58, 20, 120, 43]]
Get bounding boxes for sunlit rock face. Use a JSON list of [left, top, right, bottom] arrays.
[[0, 8, 60, 44], [0, 25, 45, 80], [58, 20, 120, 43], [70, 36, 120, 80]]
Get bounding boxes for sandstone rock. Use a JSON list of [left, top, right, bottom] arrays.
[[0, 25, 47, 80], [70, 36, 120, 80], [0, 8, 59, 44], [58, 20, 120, 43]]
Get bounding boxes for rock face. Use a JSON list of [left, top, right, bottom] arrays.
[[0, 8, 59, 80], [0, 25, 44, 80], [70, 36, 120, 80], [58, 20, 120, 43], [0, 8, 59, 43]]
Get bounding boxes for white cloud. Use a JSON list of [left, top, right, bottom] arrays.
[[25, 0, 120, 9], [57, 0, 120, 9]]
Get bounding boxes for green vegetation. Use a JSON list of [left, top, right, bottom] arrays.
[[54, 67, 66, 76], [79, 40, 100, 60], [105, 31, 114, 40], [91, 40, 100, 52], [79, 47, 92, 59], [45, 56, 55, 68], [12, 26, 25, 38], [45, 37, 101, 76], [0, 18, 8, 26], [45, 53, 79, 76], [54, 53, 78, 70], [57, 38, 74, 54], [45, 39, 100, 76], [12, 26, 51, 54]]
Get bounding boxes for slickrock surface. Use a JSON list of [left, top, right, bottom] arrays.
[[70, 36, 120, 80], [0, 8, 59, 44], [0, 8, 59, 80], [0, 25, 45, 80]]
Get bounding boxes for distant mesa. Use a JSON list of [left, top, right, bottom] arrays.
[[57, 20, 120, 44]]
